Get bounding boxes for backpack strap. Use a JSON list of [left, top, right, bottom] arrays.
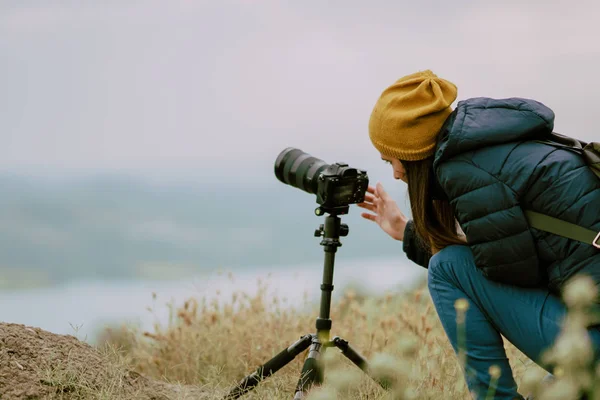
[[524, 210, 600, 249], [547, 131, 588, 148], [532, 131, 588, 155]]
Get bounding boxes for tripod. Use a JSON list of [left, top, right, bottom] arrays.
[[224, 205, 388, 399]]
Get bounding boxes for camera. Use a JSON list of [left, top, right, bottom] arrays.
[[274, 147, 369, 211]]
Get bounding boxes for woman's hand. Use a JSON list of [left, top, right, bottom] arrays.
[[357, 183, 408, 241]]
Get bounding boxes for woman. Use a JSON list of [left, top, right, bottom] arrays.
[[358, 70, 600, 399]]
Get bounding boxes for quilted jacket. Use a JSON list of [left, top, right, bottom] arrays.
[[402, 97, 600, 294]]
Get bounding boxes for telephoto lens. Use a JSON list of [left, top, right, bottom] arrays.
[[274, 147, 329, 194]]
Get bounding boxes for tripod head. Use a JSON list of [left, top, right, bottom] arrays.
[[314, 204, 349, 217], [314, 209, 349, 247]]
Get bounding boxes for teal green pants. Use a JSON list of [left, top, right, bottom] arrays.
[[428, 245, 600, 399]]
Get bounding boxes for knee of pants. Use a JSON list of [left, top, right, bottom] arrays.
[[427, 244, 473, 291]]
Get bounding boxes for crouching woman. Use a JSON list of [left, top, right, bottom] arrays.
[[358, 70, 600, 399]]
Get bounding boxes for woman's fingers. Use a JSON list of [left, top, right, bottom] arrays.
[[363, 192, 376, 203], [359, 185, 381, 217], [361, 212, 377, 222], [375, 182, 390, 200], [357, 201, 376, 212]]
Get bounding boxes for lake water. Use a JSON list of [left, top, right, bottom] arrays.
[[0, 256, 426, 342]]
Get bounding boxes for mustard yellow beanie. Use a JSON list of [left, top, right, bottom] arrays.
[[368, 70, 457, 161]]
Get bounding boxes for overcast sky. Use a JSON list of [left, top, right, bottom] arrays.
[[1, 0, 599, 185]]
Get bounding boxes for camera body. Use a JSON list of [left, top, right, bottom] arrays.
[[315, 162, 369, 209]]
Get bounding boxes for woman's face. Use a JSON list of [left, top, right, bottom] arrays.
[[381, 154, 407, 183]]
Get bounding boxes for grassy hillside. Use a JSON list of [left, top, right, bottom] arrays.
[[4, 273, 599, 399], [93, 275, 600, 400]]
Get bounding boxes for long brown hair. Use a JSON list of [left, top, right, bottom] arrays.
[[401, 157, 466, 254]]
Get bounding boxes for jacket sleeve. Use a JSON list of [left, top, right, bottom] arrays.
[[436, 158, 543, 287], [402, 220, 432, 269]]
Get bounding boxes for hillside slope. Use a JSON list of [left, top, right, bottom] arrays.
[[0, 322, 208, 399]]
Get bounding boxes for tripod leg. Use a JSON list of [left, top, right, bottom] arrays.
[[224, 334, 313, 399], [293, 339, 325, 400], [332, 336, 391, 390]]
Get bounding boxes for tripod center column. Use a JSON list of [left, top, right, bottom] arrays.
[[316, 213, 346, 339]]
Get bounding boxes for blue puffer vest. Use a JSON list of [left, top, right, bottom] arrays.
[[432, 97, 600, 294]]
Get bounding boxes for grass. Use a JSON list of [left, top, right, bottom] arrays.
[[89, 273, 600, 400]]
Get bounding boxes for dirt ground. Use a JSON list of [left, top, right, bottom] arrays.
[[0, 323, 209, 400]]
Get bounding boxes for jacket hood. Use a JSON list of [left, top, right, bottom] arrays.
[[433, 97, 555, 170]]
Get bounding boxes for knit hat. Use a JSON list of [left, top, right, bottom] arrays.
[[368, 70, 457, 161]]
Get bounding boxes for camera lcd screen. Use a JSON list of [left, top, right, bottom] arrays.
[[333, 183, 355, 201]]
